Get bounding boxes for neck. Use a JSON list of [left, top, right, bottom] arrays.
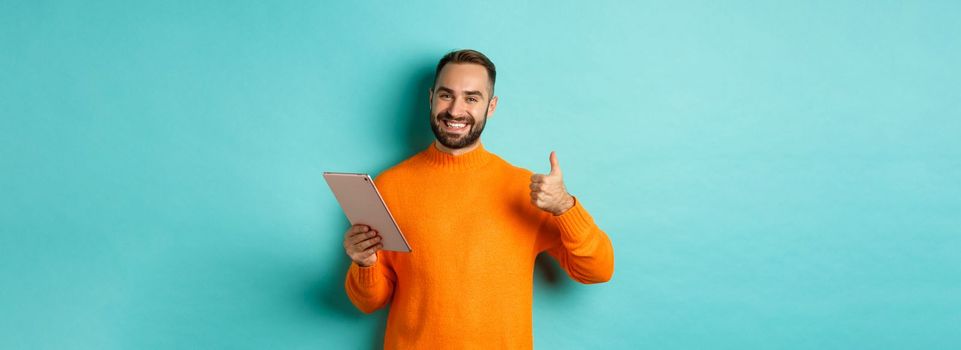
[[433, 139, 481, 156]]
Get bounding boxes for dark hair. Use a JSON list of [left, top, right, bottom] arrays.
[[433, 49, 497, 94]]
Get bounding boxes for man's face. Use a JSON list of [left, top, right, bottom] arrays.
[[429, 63, 498, 149]]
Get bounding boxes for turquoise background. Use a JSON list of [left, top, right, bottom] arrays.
[[2, 0, 959, 349]]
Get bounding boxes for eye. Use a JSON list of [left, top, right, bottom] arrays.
[[467, 97, 478, 103], [439, 93, 452, 100]]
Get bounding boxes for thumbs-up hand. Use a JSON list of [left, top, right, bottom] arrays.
[[530, 151, 575, 216]]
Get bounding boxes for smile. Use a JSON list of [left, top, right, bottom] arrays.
[[445, 121, 467, 128], [443, 120, 469, 132]]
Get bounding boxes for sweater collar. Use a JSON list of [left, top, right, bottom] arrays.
[[421, 141, 495, 171]]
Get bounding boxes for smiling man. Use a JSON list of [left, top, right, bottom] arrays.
[[342, 49, 614, 349]]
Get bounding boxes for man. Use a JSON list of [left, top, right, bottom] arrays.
[[342, 49, 614, 349]]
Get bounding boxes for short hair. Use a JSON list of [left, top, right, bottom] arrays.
[[433, 49, 497, 95]]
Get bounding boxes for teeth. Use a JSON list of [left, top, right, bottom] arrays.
[[446, 121, 466, 128]]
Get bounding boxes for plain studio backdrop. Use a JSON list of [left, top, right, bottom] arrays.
[[1, 1, 959, 349]]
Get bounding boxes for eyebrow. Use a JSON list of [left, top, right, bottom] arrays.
[[436, 86, 486, 98]]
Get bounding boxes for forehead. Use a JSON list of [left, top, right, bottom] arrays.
[[435, 63, 491, 92]]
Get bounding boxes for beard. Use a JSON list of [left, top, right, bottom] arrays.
[[430, 110, 487, 149]]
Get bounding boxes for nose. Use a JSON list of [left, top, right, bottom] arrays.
[[447, 97, 468, 118]]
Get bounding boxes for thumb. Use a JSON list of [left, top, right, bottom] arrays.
[[549, 151, 562, 176]]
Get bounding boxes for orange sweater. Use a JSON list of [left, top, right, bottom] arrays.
[[345, 142, 615, 349]]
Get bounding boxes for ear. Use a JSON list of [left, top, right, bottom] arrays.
[[487, 95, 499, 117], [428, 88, 433, 105]]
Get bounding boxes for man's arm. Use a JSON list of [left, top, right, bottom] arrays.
[[345, 259, 395, 313], [542, 197, 615, 284], [342, 224, 395, 313], [530, 152, 614, 283]]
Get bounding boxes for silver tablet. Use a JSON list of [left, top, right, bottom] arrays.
[[323, 172, 412, 252]]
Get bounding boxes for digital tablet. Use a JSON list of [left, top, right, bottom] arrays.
[[323, 172, 412, 252]]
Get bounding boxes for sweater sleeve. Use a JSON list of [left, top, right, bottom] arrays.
[[344, 254, 396, 313], [540, 197, 615, 284]]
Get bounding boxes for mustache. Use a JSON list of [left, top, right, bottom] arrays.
[[437, 112, 474, 124]]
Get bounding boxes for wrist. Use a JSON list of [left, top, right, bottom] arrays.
[[552, 194, 575, 216]]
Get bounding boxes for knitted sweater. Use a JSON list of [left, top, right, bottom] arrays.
[[345, 142, 615, 349]]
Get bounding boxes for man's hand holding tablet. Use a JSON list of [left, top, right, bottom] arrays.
[[324, 172, 412, 268], [343, 224, 381, 267]]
